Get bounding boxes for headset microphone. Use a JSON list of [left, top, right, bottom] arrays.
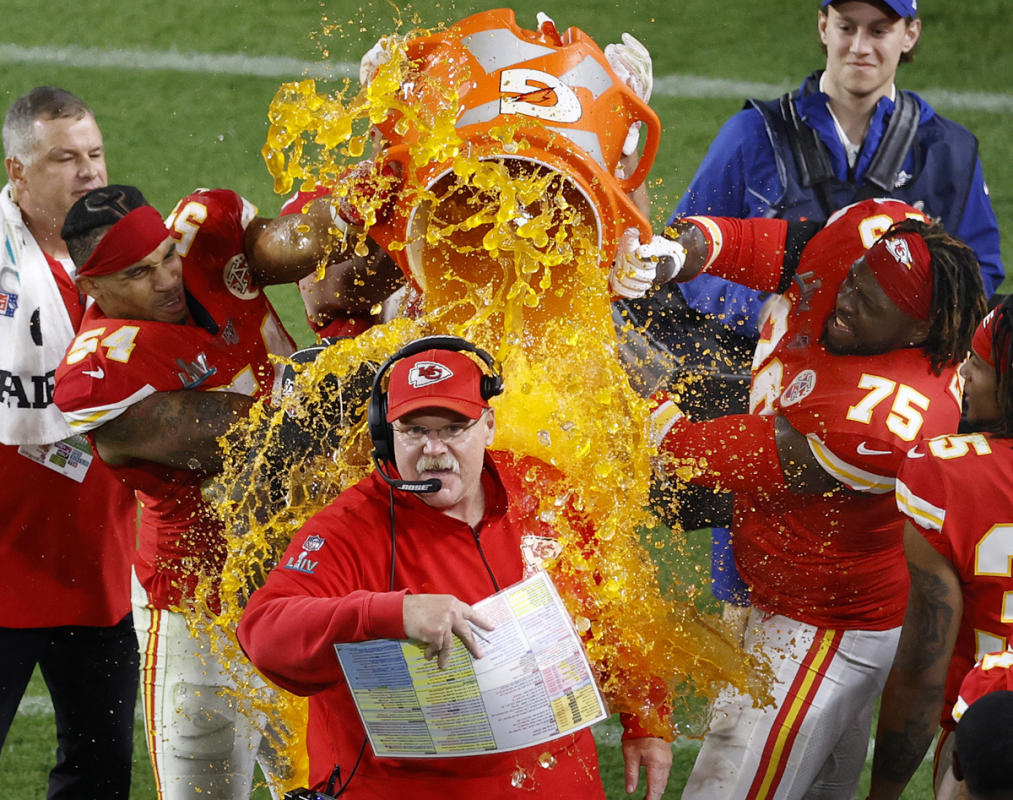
[[372, 453, 442, 494]]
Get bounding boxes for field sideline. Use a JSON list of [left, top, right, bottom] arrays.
[[0, 0, 1003, 796], [3, 42, 1012, 113]]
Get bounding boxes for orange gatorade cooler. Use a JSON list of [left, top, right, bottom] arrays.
[[368, 8, 661, 331]]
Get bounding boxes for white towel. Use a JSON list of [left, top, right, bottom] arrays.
[[0, 184, 78, 445]]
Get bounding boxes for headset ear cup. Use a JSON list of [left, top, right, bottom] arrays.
[[382, 420, 394, 463], [481, 374, 504, 400], [368, 384, 394, 463]]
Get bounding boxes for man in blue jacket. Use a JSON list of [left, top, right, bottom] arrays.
[[675, 0, 1002, 314]]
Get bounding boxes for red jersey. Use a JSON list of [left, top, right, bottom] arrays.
[[896, 434, 1013, 728], [952, 651, 1013, 723], [238, 452, 605, 798], [704, 199, 962, 629], [54, 189, 295, 610]]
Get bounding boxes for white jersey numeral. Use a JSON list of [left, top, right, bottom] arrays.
[[166, 200, 209, 257], [973, 523, 1013, 657], [846, 373, 928, 442], [66, 325, 140, 366], [928, 433, 993, 460]]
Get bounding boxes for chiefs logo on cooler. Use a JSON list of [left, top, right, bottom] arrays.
[[408, 361, 454, 388], [499, 69, 582, 123]]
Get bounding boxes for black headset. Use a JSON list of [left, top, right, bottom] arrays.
[[367, 336, 504, 474]]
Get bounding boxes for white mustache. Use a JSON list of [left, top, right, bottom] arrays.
[[416, 454, 460, 474]]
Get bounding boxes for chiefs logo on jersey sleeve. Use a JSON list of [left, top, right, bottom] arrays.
[[780, 369, 817, 407], [223, 254, 260, 300]]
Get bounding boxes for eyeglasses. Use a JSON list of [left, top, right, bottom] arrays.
[[392, 409, 487, 445]]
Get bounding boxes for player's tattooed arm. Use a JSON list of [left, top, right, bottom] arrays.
[[868, 524, 961, 800], [91, 390, 257, 472]]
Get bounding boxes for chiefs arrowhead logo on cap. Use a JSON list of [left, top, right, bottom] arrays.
[[386, 347, 490, 421], [408, 361, 454, 387]]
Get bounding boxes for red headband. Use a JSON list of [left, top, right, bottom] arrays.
[[971, 307, 999, 368], [864, 231, 933, 321], [78, 206, 170, 278]]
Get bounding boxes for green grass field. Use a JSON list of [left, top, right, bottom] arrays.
[[2, 0, 1007, 796]]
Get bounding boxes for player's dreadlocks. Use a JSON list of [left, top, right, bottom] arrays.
[[990, 296, 1013, 438], [885, 218, 987, 375]]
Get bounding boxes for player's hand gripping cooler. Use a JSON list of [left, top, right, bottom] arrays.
[[364, 8, 663, 317]]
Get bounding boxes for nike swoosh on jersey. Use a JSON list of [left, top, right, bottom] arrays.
[[82, 367, 105, 379], [906, 447, 926, 459], [856, 441, 892, 456]]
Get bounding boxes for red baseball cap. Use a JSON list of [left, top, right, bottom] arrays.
[[386, 349, 489, 421]]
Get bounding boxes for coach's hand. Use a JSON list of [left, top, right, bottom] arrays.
[[403, 594, 497, 668], [622, 736, 673, 800]]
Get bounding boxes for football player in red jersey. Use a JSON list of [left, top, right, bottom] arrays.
[[52, 184, 383, 800], [869, 298, 1013, 800], [644, 198, 987, 799]]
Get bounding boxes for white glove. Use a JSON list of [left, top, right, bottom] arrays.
[[609, 228, 687, 299], [605, 33, 652, 102], [359, 37, 392, 87], [605, 33, 653, 155]]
